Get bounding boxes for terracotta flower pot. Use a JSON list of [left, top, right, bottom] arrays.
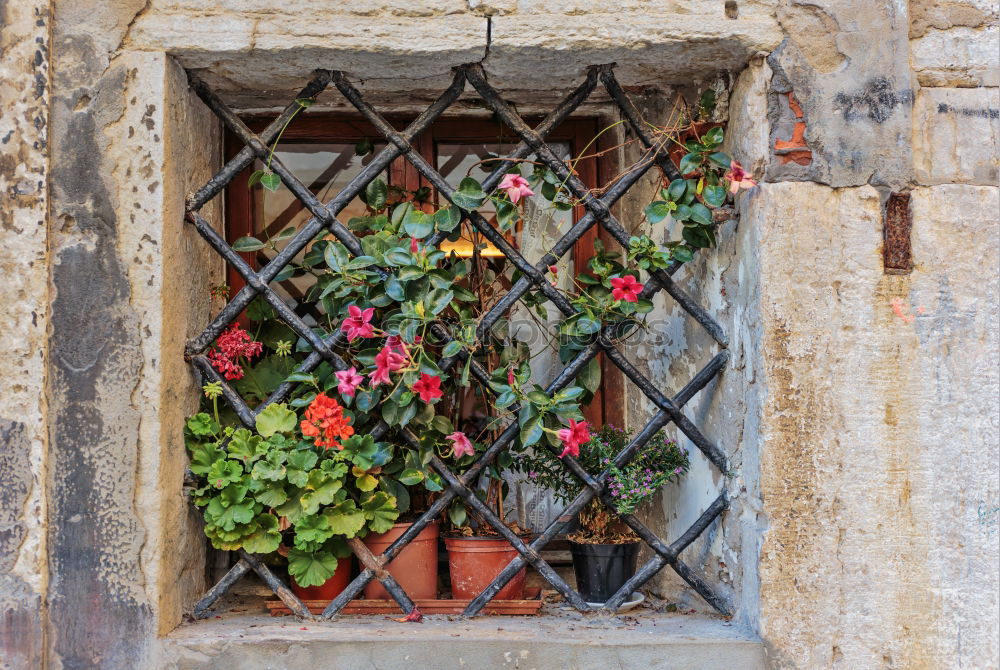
[[363, 521, 440, 600], [444, 535, 526, 601], [290, 555, 352, 601]]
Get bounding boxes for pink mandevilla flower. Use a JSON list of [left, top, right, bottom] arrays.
[[368, 345, 407, 386], [610, 275, 644, 303], [498, 173, 535, 204], [725, 160, 757, 194], [335, 367, 364, 398], [446, 431, 475, 459], [340, 305, 375, 341], [557, 419, 591, 459]]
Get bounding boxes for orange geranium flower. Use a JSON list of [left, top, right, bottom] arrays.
[[300, 392, 354, 450]]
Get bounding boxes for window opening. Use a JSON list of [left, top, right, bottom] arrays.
[[185, 65, 732, 620]]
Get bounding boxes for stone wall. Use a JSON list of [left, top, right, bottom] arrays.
[[0, 0, 997, 668]]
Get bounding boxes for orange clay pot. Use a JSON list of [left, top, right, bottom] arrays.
[[290, 555, 352, 600], [363, 521, 440, 600], [444, 535, 526, 601]]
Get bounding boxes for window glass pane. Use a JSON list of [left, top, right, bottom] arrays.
[[255, 143, 386, 314]]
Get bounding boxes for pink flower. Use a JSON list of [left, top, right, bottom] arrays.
[[340, 305, 375, 342], [409, 237, 419, 254], [610, 275, 644, 303], [725, 160, 757, 194], [335, 367, 364, 398], [446, 431, 475, 459], [411, 373, 443, 403], [498, 174, 535, 204], [384, 334, 408, 357], [507, 367, 516, 387], [557, 419, 591, 459], [368, 345, 407, 386]]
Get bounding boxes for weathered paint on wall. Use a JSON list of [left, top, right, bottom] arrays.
[[0, 0, 50, 667]]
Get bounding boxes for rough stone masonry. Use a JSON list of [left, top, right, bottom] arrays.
[[0, 0, 997, 668]]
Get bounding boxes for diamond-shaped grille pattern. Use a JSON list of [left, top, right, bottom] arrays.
[[186, 64, 732, 620]]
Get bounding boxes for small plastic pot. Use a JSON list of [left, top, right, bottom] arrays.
[[363, 521, 440, 600], [290, 555, 353, 601], [569, 540, 640, 603], [444, 535, 526, 601]]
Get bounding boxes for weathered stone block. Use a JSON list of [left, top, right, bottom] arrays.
[[913, 86, 1000, 185], [911, 25, 1000, 87]]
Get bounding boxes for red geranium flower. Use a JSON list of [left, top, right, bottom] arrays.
[[300, 392, 354, 450], [411, 374, 443, 403], [610, 275, 643, 303], [208, 325, 263, 380]]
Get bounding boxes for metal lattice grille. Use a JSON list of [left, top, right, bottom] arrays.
[[186, 64, 731, 620]]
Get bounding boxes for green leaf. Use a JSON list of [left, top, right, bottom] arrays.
[[702, 126, 725, 146], [403, 209, 433, 239], [208, 460, 244, 489], [434, 206, 461, 232], [429, 414, 454, 434], [252, 451, 287, 481], [365, 178, 388, 211], [451, 177, 486, 210], [644, 201, 673, 224], [689, 203, 713, 226], [519, 416, 543, 448], [284, 371, 317, 384], [253, 481, 288, 507], [575, 317, 600, 335], [287, 450, 319, 472], [228, 429, 265, 463], [441, 340, 463, 358], [361, 492, 399, 533], [295, 513, 335, 545], [702, 184, 727, 208], [323, 242, 350, 272], [323, 499, 366, 537], [347, 255, 378, 269], [189, 443, 224, 476], [341, 434, 381, 470], [682, 225, 715, 249], [667, 178, 687, 201], [673, 246, 695, 263], [186, 412, 219, 437], [425, 289, 454, 316], [287, 548, 340, 587], [398, 468, 424, 485], [255, 403, 297, 437], [300, 470, 344, 515], [448, 502, 467, 527], [678, 152, 701, 175], [296, 98, 315, 109], [260, 172, 281, 192], [356, 473, 378, 491], [578, 357, 601, 393], [384, 248, 412, 267], [708, 152, 732, 168], [242, 513, 281, 554]]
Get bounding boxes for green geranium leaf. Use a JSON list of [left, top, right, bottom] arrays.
[[355, 473, 379, 491], [205, 497, 255, 532], [294, 513, 335, 546], [189, 443, 224, 476], [324, 499, 366, 537], [253, 480, 288, 507], [187, 413, 219, 437], [300, 469, 344, 515], [287, 548, 340, 587], [361, 492, 399, 533], [255, 403, 297, 437], [242, 513, 281, 554], [228, 429, 266, 463], [208, 460, 244, 489], [252, 451, 287, 482]]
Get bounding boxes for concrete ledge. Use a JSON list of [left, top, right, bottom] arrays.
[[158, 612, 764, 669]]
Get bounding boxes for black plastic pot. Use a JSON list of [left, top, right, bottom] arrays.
[[569, 540, 641, 603]]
